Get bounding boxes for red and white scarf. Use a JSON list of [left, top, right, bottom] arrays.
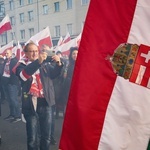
[[29, 69, 44, 98], [19, 58, 44, 111], [3, 58, 11, 77], [20, 57, 44, 98]]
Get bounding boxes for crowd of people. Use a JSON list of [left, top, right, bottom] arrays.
[[0, 42, 78, 150]]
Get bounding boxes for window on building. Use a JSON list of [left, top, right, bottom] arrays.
[[20, 13, 24, 23], [19, 0, 24, 6], [81, 0, 89, 5], [0, 3, 5, 16], [54, 2, 60, 12], [9, 0, 14, 10], [43, 5, 48, 14], [67, 24, 73, 35], [20, 30, 25, 39], [10, 16, 15, 25], [55, 25, 60, 37], [1, 33, 6, 43], [11, 32, 15, 40], [29, 28, 34, 37], [66, 0, 72, 9], [28, 11, 34, 21], [28, 0, 33, 4]]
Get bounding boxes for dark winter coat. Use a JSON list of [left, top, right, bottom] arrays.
[[16, 59, 63, 115], [1, 57, 19, 86]]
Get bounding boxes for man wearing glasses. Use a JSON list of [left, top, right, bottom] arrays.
[[16, 42, 63, 150]]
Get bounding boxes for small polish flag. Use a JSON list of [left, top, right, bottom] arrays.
[[0, 15, 12, 34], [26, 26, 53, 48]]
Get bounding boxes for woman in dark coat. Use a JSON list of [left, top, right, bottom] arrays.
[[61, 47, 78, 114]]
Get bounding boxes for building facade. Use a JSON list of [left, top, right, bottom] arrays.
[[0, 0, 89, 46]]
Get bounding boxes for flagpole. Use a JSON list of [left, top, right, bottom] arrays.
[[5, 32, 7, 44]]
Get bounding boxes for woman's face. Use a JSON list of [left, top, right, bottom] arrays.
[[71, 50, 78, 61]]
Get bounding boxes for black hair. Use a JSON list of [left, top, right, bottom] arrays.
[[69, 46, 78, 62]]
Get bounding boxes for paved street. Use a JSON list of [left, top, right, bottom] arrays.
[[0, 101, 64, 150]]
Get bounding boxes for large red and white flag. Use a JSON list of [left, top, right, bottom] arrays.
[[26, 26, 53, 48], [0, 41, 14, 56], [59, 0, 150, 150], [0, 14, 12, 34]]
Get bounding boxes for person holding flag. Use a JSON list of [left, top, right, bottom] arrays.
[[15, 42, 63, 150]]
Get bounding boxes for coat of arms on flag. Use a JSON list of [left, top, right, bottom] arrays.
[[110, 43, 150, 89], [110, 43, 139, 79]]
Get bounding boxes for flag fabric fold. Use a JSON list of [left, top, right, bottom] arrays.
[[59, 0, 150, 150], [0, 14, 12, 34]]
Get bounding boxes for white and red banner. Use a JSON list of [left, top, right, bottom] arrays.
[[59, 0, 150, 150], [55, 33, 81, 55], [0, 41, 14, 56], [26, 26, 53, 48], [57, 36, 63, 46], [0, 14, 12, 34], [12, 41, 24, 60], [62, 32, 71, 44]]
